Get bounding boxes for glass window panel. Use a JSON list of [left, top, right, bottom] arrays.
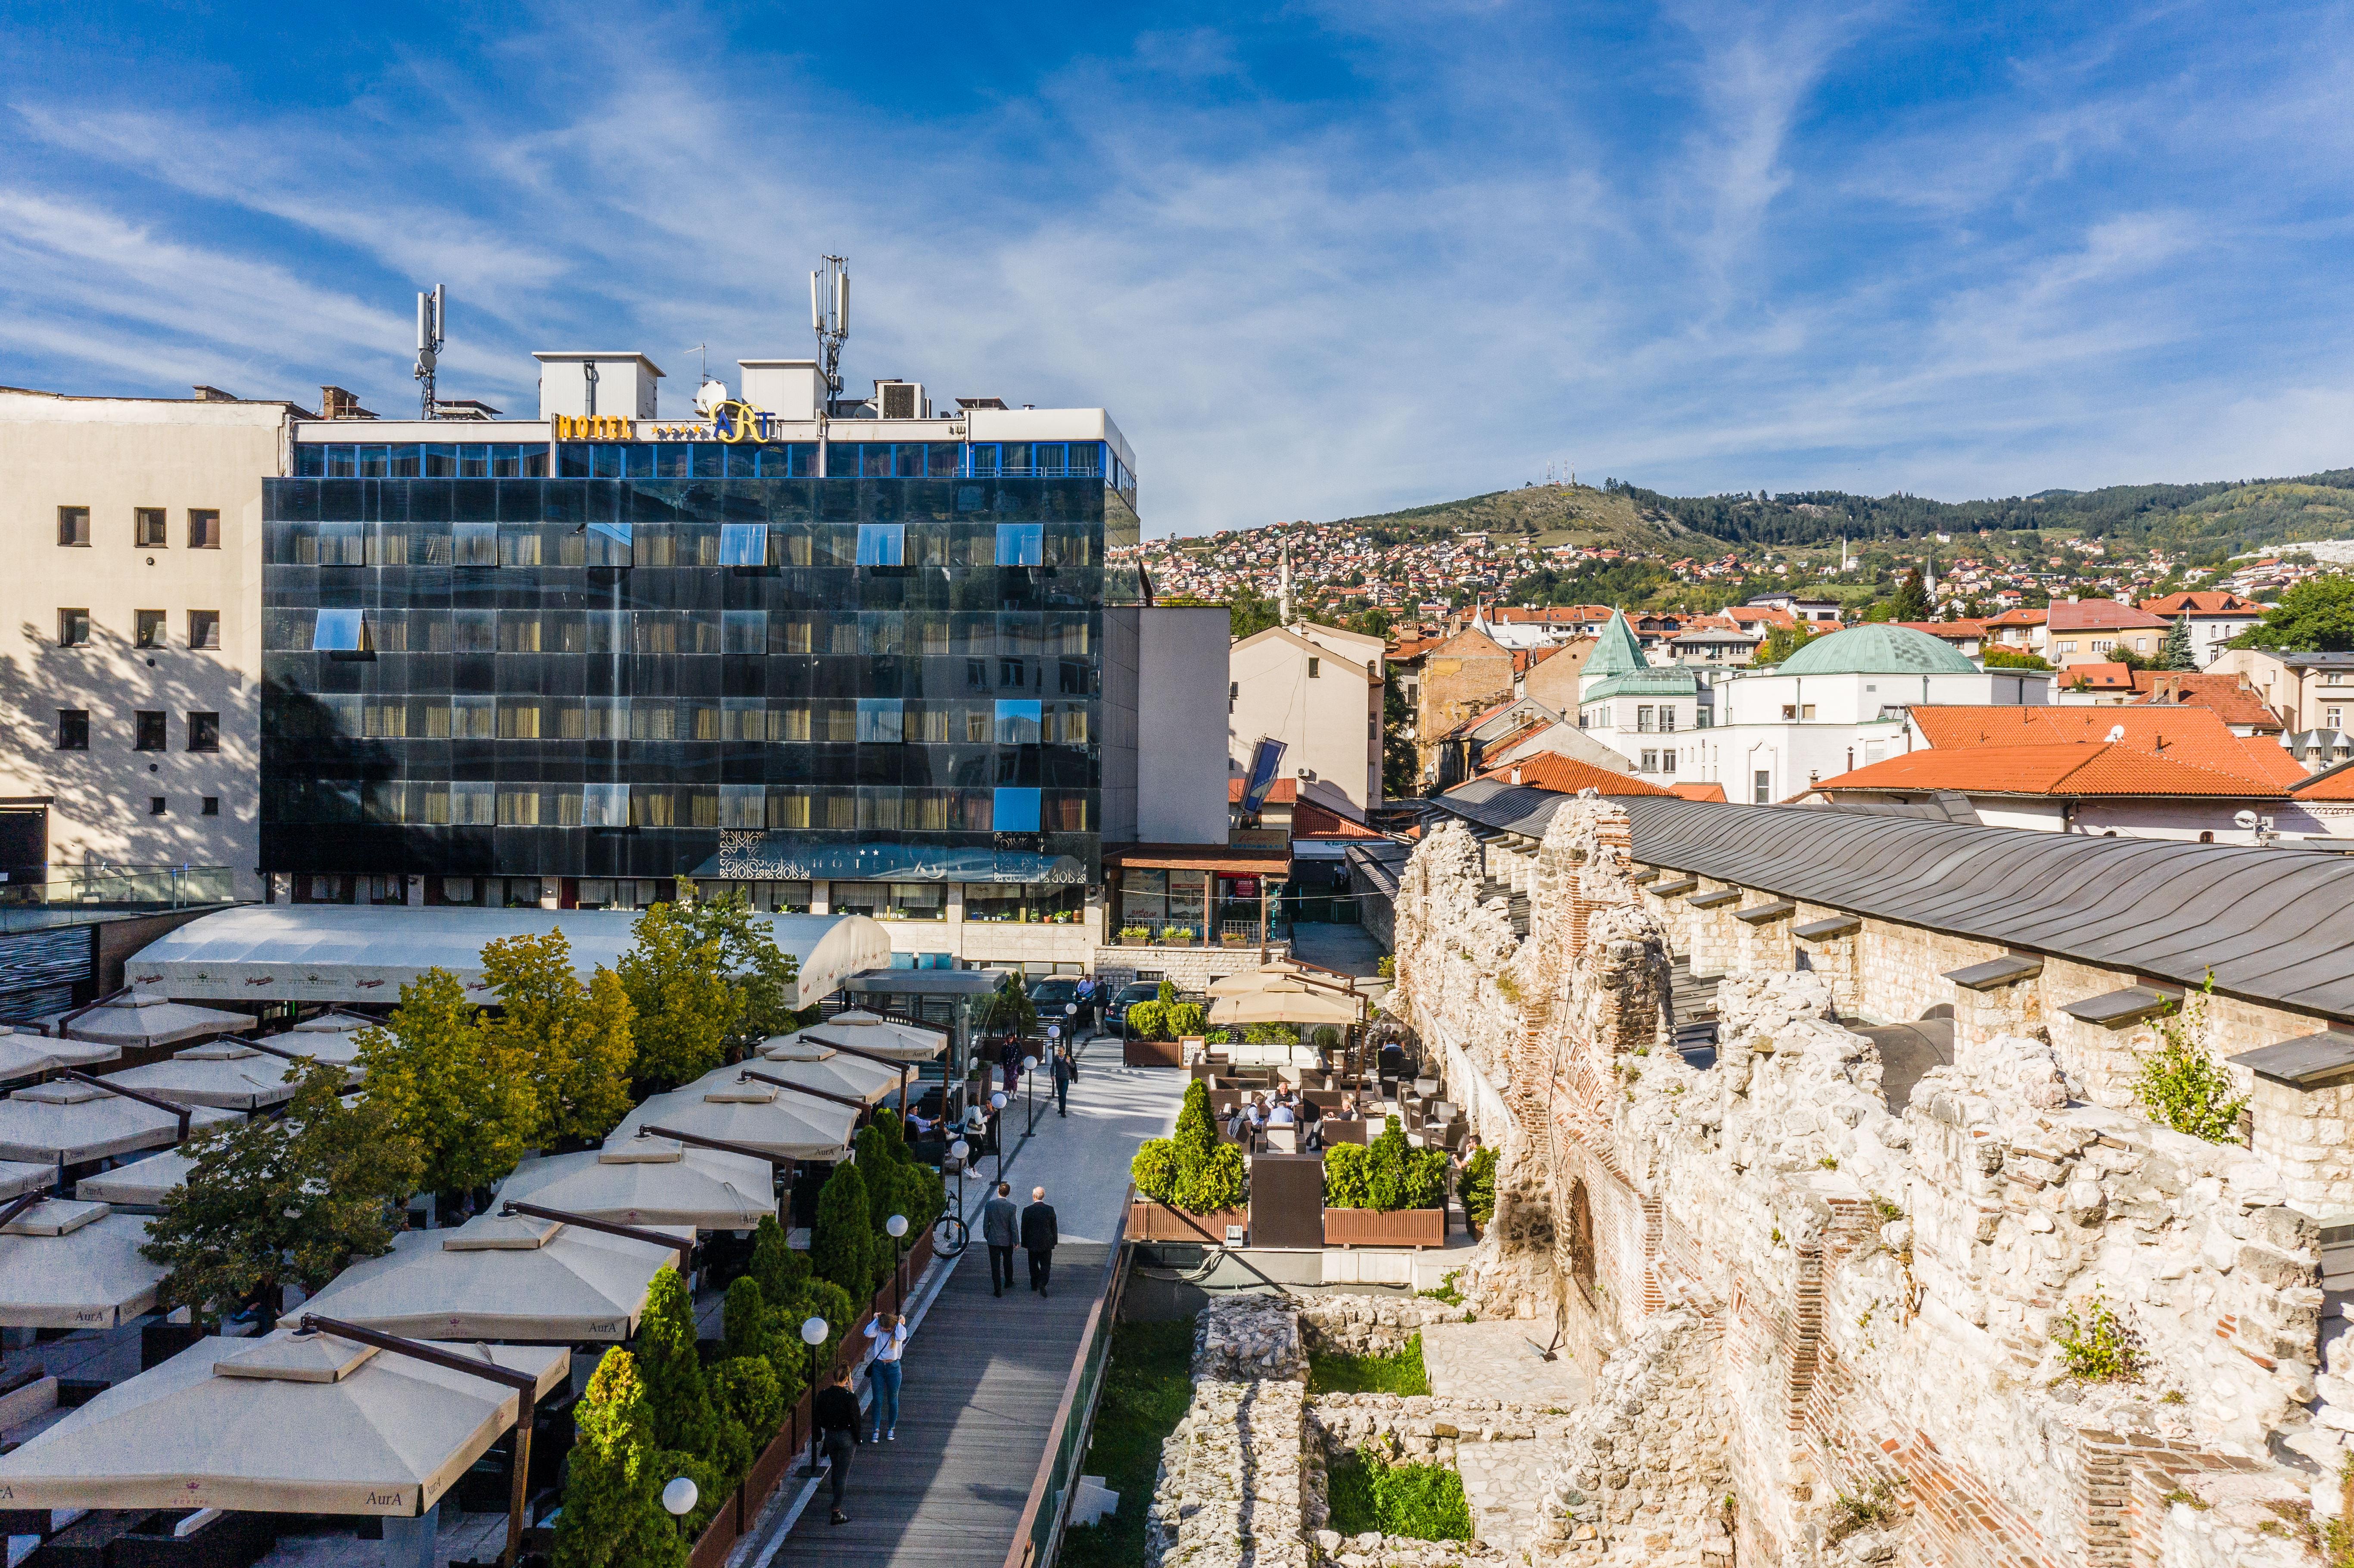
[[319, 522, 367, 566], [722, 611, 766, 654], [492, 446, 522, 478], [995, 523, 1044, 566], [775, 704, 812, 742], [688, 702, 722, 740], [453, 521, 498, 566], [856, 698, 903, 743], [994, 699, 1042, 744], [453, 610, 496, 652], [719, 784, 765, 828], [424, 444, 458, 478], [357, 445, 390, 478], [451, 696, 496, 739], [630, 789, 677, 828], [584, 611, 627, 653], [326, 446, 357, 477], [498, 613, 543, 653], [363, 700, 407, 737], [630, 703, 677, 740], [993, 787, 1040, 831], [767, 790, 811, 829], [591, 445, 623, 479], [264, 609, 314, 650], [1035, 443, 1067, 477], [312, 609, 365, 651], [722, 698, 768, 740], [498, 790, 543, 825], [692, 444, 724, 479], [856, 523, 905, 566], [774, 616, 814, 654], [833, 881, 887, 916], [1000, 442, 1031, 475], [632, 614, 679, 655], [295, 445, 326, 476], [499, 527, 543, 566], [719, 523, 767, 566], [905, 790, 950, 831], [1068, 442, 1102, 476], [449, 783, 495, 825], [654, 445, 691, 479], [498, 700, 543, 739], [582, 783, 629, 827], [859, 790, 901, 831], [632, 527, 676, 567], [890, 883, 946, 920], [684, 614, 722, 654], [968, 444, 999, 476], [459, 445, 491, 479]]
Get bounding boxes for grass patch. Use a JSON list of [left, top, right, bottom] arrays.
[[1058, 1316, 1196, 1568], [1325, 1454, 1473, 1541], [1308, 1333, 1430, 1396]]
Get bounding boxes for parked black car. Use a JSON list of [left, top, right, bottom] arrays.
[[1027, 975, 1092, 1032], [1104, 981, 1162, 1039]]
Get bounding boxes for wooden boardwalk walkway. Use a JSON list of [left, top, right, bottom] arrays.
[[772, 1241, 1114, 1565]]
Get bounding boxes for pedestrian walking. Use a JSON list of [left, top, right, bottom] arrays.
[[1000, 1036, 1022, 1095], [864, 1311, 907, 1442], [1075, 974, 1098, 1032], [1021, 1184, 1059, 1297], [1052, 1044, 1074, 1117], [814, 1365, 863, 1526], [981, 1180, 1020, 1297]]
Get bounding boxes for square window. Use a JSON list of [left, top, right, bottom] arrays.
[[149, 796, 166, 815], [312, 609, 366, 652], [995, 523, 1044, 566], [187, 712, 220, 752], [718, 523, 768, 566], [188, 610, 221, 650], [201, 796, 219, 815], [135, 711, 167, 751], [856, 523, 905, 566], [188, 510, 221, 549], [58, 609, 90, 647], [994, 698, 1042, 744], [582, 783, 629, 828], [856, 698, 904, 744], [56, 710, 87, 751], [134, 610, 167, 649], [722, 610, 767, 654], [57, 507, 90, 547], [1308, 657, 1320, 678], [135, 508, 167, 547], [453, 521, 498, 566], [993, 787, 1042, 832], [966, 658, 987, 690]]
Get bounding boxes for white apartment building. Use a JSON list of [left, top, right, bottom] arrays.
[[1228, 621, 1386, 817]]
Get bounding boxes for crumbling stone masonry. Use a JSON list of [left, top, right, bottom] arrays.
[[1392, 795, 2346, 1568]]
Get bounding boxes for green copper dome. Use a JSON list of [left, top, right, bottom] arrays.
[[1774, 624, 1979, 676]]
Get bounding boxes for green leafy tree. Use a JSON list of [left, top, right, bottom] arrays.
[[1983, 647, 2052, 670], [357, 969, 538, 1201], [1176, 1143, 1248, 1213], [1122, 1000, 1167, 1041], [555, 1350, 687, 1568], [634, 1266, 721, 1459], [2232, 575, 2354, 653], [1322, 1142, 1368, 1208], [1459, 1145, 1499, 1226], [811, 1159, 877, 1301], [480, 930, 637, 1148], [1130, 1140, 1182, 1205], [975, 971, 1037, 1040], [720, 1277, 778, 1364], [1156, 979, 1179, 1007], [1751, 621, 1816, 667], [748, 1214, 811, 1306], [670, 883, 803, 1045], [1131, 1079, 1249, 1213], [143, 1062, 423, 1328], [712, 1357, 784, 1448], [1174, 1080, 1219, 1164], [1165, 1002, 1206, 1038], [2160, 615, 2196, 671], [1381, 677, 1421, 800], [617, 902, 744, 1092], [1885, 568, 1933, 623]]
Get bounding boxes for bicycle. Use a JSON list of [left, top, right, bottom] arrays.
[[931, 1210, 969, 1257]]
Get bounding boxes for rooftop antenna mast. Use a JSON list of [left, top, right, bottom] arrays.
[[810, 255, 849, 403], [414, 285, 445, 420]]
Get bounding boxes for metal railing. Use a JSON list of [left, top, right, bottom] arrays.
[[0, 865, 236, 917], [1005, 1191, 1135, 1568]]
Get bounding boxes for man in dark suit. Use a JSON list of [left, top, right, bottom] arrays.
[[1021, 1185, 1059, 1297], [981, 1181, 1019, 1297]]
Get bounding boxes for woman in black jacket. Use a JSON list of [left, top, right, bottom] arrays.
[[813, 1365, 863, 1525]]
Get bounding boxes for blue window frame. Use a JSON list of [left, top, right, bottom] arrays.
[[856, 523, 905, 566], [996, 523, 1044, 566], [994, 699, 1042, 744], [718, 524, 767, 566], [993, 787, 1042, 832], [856, 698, 903, 743], [968, 444, 998, 476], [312, 609, 366, 652]]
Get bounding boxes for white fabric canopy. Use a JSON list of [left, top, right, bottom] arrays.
[[1205, 961, 1364, 999], [775, 1008, 947, 1062], [37, 991, 250, 1050], [0, 1328, 568, 1515], [74, 1148, 196, 1207], [0, 1161, 58, 1201], [0, 1080, 242, 1165], [103, 1043, 304, 1112], [500, 1140, 773, 1231], [0, 1200, 165, 1328], [1207, 981, 1364, 1029], [125, 906, 892, 1009], [299, 1212, 686, 1342], [0, 1025, 117, 1084], [613, 1070, 858, 1161], [749, 1040, 907, 1106]]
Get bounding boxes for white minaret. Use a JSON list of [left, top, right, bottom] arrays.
[[1278, 538, 1294, 625], [1924, 547, 1937, 601], [1840, 535, 1851, 573]]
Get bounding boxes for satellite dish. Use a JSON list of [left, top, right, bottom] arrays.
[[693, 379, 729, 417], [2234, 809, 2260, 831], [2104, 725, 2125, 743]]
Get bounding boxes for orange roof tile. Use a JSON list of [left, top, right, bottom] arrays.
[[2124, 672, 2285, 734], [1227, 777, 1298, 805], [1815, 743, 2289, 798], [1909, 705, 2289, 787], [2139, 591, 2262, 616], [2294, 759, 2354, 801], [2062, 662, 2135, 691], [1666, 782, 1728, 802], [1473, 752, 1675, 796], [1291, 800, 1387, 839], [2048, 599, 2170, 632]]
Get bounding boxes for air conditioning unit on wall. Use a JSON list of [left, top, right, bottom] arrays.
[[875, 380, 928, 420]]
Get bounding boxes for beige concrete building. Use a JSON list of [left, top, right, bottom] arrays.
[[1227, 621, 1386, 817], [2209, 645, 2354, 733], [0, 386, 297, 900]]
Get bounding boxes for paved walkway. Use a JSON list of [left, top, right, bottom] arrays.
[[1288, 921, 1386, 978], [1420, 1319, 1591, 1407], [757, 1035, 1186, 1567]]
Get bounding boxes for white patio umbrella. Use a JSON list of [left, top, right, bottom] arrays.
[[298, 1212, 688, 1342], [0, 1160, 58, 1201], [0, 1078, 241, 1165], [74, 1147, 195, 1207], [1206, 981, 1365, 1029], [774, 1008, 947, 1062], [750, 1039, 906, 1106], [103, 1042, 304, 1113], [0, 1326, 567, 1516], [500, 1139, 773, 1231], [37, 990, 250, 1051], [0, 1024, 117, 1085], [270, 1009, 379, 1071], [1206, 961, 1364, 999], [0, 1199, 165, 1328], [612, 1072, 858, 1162]]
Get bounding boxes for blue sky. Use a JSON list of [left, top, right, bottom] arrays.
[[3, 2, 2350, 535]]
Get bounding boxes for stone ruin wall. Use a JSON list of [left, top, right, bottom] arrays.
[[1390, 796, 2347, 1568]]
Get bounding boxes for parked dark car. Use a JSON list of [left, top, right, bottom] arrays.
[[1104, 981, 1162, 1039], [1027, 975, 1091, 1031]]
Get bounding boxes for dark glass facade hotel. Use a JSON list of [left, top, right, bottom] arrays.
[[260, 440, 1142, 905]]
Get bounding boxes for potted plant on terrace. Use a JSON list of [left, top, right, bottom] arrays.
[[1322, 1115, 1450, 1248], [1119, 925, 1152, 947], [1221, 929, 1249, 947], [1126, 1081, 1249, 1242], [1159, 925, 1196, 948]]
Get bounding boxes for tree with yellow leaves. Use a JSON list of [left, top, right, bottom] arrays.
[[356, 968, 538, 1202], [480, 929, 637, 1148]]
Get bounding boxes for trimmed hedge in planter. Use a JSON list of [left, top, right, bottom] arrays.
[[1323, 1205, 1445, 1248], [1124, 1201, 1249, 1243]]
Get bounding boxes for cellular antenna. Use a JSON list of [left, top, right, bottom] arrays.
[[811, 255, 849, 403], [414, 285, 445, 420]]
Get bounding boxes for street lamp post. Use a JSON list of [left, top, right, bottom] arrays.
[[1022, 1054, 1039, 1135], [799, 1315, 829, 1477], [989, 1092, 1008, 1184], [662, 1476, 698, 1540], [885, 1212, 909, 1312], [949, 1137, 970, 1229]]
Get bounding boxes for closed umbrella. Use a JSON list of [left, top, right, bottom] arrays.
[[0, 1326, 567, 1517], [500, 1140, 773, 1232], [74, 1148, 195, 1207], [0, 1078, 240, 1165], [103, 1042, 303, 1113], [298, 1211, 687, 1343], [0, 1198, 165, 1328], [751, 1039, 905, 1106], [612, 1072, 857, 1162], [38, 990, 249, 1051]]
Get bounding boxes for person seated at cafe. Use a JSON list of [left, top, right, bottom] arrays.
[[1268, 1098, 1295, 1127], [1224, 1101, 1250, 1142], [1244, 1095, 1267, 1129], [907, 1107, 940, 1136], [1298, 1096, 1324, 1151]]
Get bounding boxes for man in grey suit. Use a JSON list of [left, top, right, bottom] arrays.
[[981, 1181, 1019, 1297]]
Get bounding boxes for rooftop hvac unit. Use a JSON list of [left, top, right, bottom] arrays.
[[875, 380, 928, 420]]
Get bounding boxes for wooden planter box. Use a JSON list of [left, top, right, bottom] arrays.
[[1121, 935, 1152, 946], [1124, 1200, 1248, 1244], [1124, 1036, 1184, 1068], [1323, 1206, 1447, 1249]]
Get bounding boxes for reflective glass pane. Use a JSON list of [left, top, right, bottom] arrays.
[[856, 523, 905, 566], [312, 609, 365, 651], [996, 523, 1044, 566], [722, 610, 766, 653], [993, 787, 1042, 832], [582, 784, 629, 827], [856, 698, 903, 743], [994, 698, 1042, 744], [719, 524, 767, 566]]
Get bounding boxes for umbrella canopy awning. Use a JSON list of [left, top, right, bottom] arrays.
[[74, 1148, 196, 1207], [501, 1140, 773, 1232], [749, 1040, 907, 1106], [770, 1009, 947, 1062], [0, 1200, 165, 1328], [0, 1080, 241, 1165], [299, 1213, 686, 1343], [37, 991, 250, 1050], [0, 1327, 568, 1516], [1205, 961, 1364, 999], [0, 1161, 58, 1201], [103, 1043, 303, 1113], [613, 1073, 858, 1162], [0, 1025, 118, 1085], [1207, 981, 1366, 1029]]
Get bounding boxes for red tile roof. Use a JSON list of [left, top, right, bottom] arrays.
[[2125, 672, 2284, 733], [1815, 743, 2289, 798], [2139, 591, 2262, 617], [1227, 777, 1299, 805], [1666, 782, 1728, 802], [2294, 759, 2354, 801], [1474, 753, 1674, 796], [1908, 705, 2303, 789], [2061, 662, 2135, 691], [1984, 608, 2049, 628], [2047, 599, 2170, 632], [1886, 620, 1989, 643], [1291, 800, 1388, 839]]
